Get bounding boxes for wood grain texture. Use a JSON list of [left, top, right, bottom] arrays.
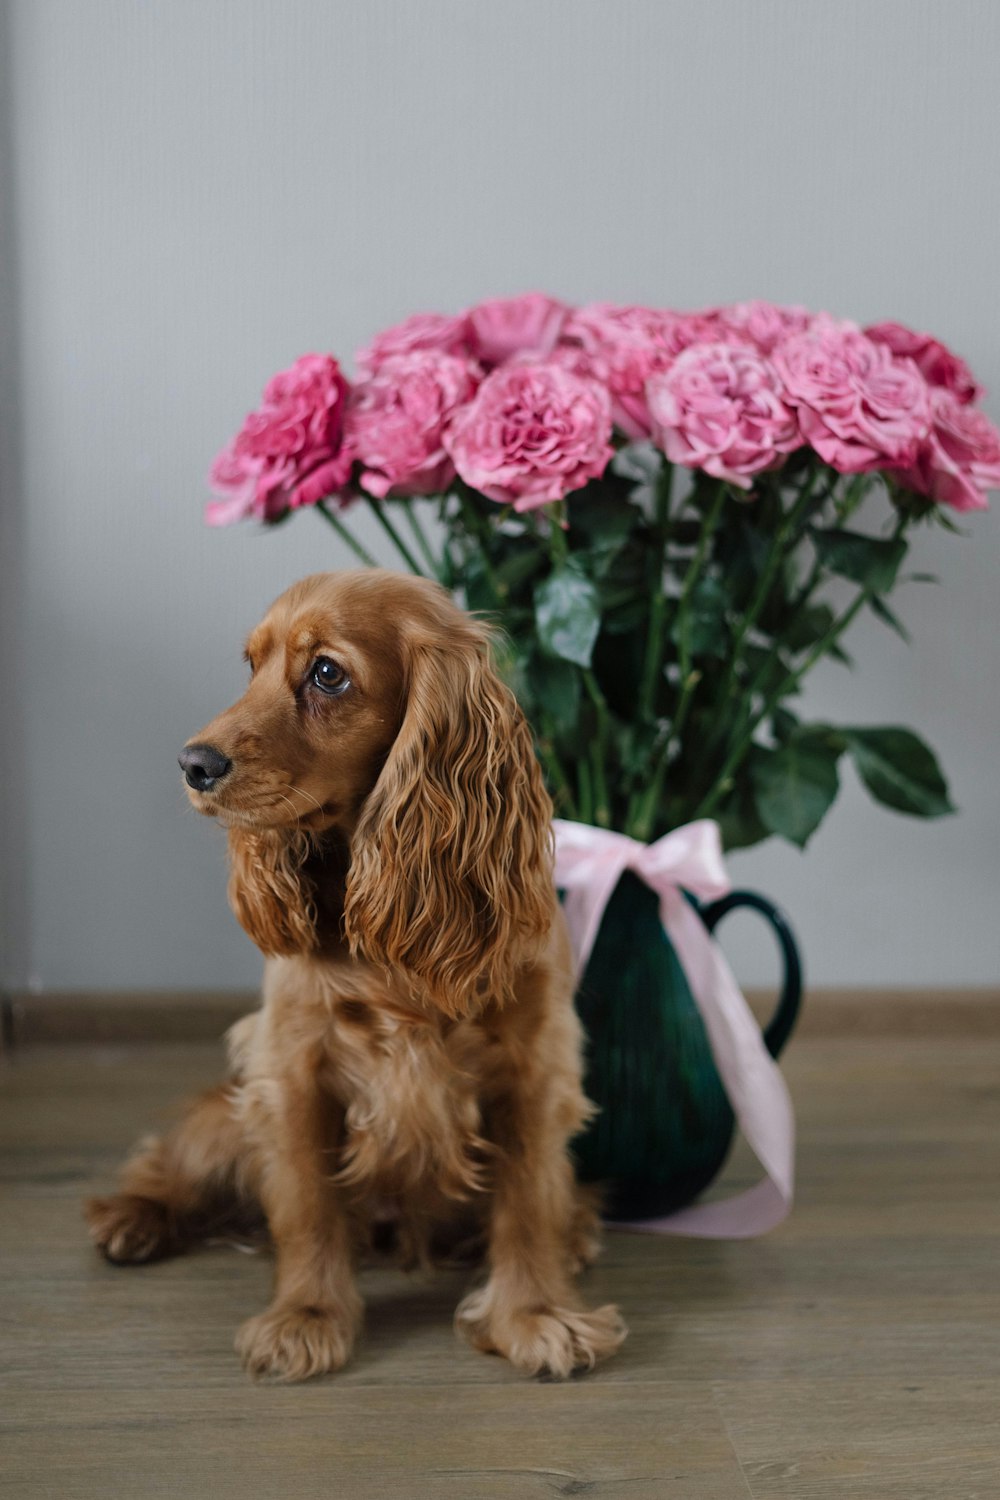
[[2, 1035, 999, 1497]]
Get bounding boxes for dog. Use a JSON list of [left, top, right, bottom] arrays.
[[86, 569, 626, 1380]]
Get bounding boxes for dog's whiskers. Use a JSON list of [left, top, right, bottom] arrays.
[[272, 789, 305, 828], [286, 784, 326, 819]]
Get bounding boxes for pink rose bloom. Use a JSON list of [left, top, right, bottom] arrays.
[[647, 343, 801, 489], [206, 353, 352, 525], [443, 361, 614, 510], [355, 311, 471, 377], [865, 321, 983, 405], [892, 388, 998, 512], [773, 320, 930, 474], [713, 300, 813, 355], [466, 292, 569, 367], [346, 351, 478, 499], [557, 304, 723, 438]]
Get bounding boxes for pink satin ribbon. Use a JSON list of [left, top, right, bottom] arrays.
[[554, 818, 795, 1238]]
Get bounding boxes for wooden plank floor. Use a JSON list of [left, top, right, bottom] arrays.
[[2, 1035, 998, 1499]]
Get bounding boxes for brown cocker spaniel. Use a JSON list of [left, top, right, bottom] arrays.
[[86, 569, 626, 1380]]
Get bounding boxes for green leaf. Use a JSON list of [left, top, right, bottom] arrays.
[[792, 723, 848, 756], [527, 653, 581, 736], [782, 601, 836, 652], [771, 707, 800, 744], [597, 537, 649, 628], [750, 738, 841, 848], [462, 553, 501, 614], [868, 594, 912, 644], [567, 489, 641, 579], [534, 559, 602, 668], [672, 575, 729, 659], [715, 519, 783, 613], [568, 489, 640, 548], [609, 442, 663, 485], [773, 601, 853, 665], [616, 722, 656, 779], [810, 527, 907, 593], [843, 727, 955, 817], [715, 772, 770, 852], [833, 473, 874, 524], [934, 509, 968, 536], [742, 644, 799, 698], [494, 546, 544, 593]]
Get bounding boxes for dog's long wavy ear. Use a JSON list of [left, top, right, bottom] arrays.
[[343, 618, 554, 1017], [226, 828, 317, 956]]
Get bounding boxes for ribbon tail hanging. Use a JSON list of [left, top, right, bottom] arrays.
[[617, 892, 795, 1238]]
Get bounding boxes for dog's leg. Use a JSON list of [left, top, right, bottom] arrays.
[[234, 1059, 361, 1381], [455, 996, 626, 1378], [85, 1084, 257, 1264]]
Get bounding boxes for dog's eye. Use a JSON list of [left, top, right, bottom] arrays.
[[310, 656, 350, 696]]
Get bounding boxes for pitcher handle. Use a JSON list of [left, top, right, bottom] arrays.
[[699, 889, 803, 1058]]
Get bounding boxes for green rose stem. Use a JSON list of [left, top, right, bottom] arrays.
[[545, 503, 613, 828], [699, 466, 832, 765], [733, 476, 864, 718], [718, 466, 826, 704], [546, 501, 569, 559], [627, 478, 728, 841], [576, 755, 594, 825], [315, 500, 379, 568], [582, 670, 612, 828], [456, 490, 505, 603], [715, 558, 825, 764], [365, 498, 425, 576], [537, 710, 578, 820], [401, 499, 444, 580], [635, 461, 675, 723], [695, 510, 912, 820], [727, 535, 830, 744]]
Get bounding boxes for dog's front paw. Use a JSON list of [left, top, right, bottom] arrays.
[[85, 1194, 175, 1264], [236, 1301, 359, 1381], [456, 1289, 626, 1378]]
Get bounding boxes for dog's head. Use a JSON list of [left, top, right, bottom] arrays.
[[181, 569, 554, 1014]]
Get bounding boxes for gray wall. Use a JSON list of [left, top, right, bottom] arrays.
[[3, 0, 998, 994]]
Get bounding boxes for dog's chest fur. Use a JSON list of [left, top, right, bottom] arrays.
[[231, 960, 503, 1205], [324, 996, 496, 1201]]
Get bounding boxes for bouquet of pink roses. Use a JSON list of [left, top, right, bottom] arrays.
[[207, 294, 997, 849]]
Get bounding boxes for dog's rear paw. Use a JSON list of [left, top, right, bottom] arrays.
[[85, 1194, 175, 1264], [568, 1190, 605, 1272], [456, 1291, 626, 1379], [236, 1301, 359, 1382]]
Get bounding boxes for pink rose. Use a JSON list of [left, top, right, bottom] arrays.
[[647, 343, 801, 489], [713, 301, 813, 355], [443, 361, 613, 510], [773, 320, 930, 474], [865, 321, 983, 405], [466, 292, 569, 367], [206, 353, 352, 525], [346, 351, 478, 499], [355, 311, 471, 377], [557, 304, 723, 438], [892, 389, 998, 512]]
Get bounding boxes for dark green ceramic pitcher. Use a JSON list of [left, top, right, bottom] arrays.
[[571, 870, 802, 1221]]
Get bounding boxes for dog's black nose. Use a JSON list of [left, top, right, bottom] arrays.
[[178, 743, 232, 792]]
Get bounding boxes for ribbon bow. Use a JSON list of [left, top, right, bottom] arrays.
[[554, 818, 795, 1238]]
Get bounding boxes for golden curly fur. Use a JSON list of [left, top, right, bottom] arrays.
[[85, 570, 625, 1381]]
